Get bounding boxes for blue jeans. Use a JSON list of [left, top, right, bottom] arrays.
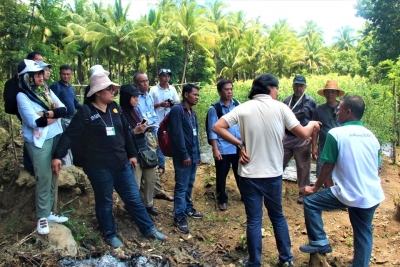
[[240, 176, 293, 267], [304, 188, 379, 267], [156, 146, 165, 169], [84, 162, 156, 240], [173, 157, 198, 220]]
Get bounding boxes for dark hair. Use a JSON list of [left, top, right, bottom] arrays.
[[133, 71, 146, 83], [248, 73, 279, 99], [60, 65, 73, 72], [182, 83, 200, 98], [341, 95, 365, 120], [26, 52, 41, 60], [120, 88, 141, 127], [217, 79, 233, 92]]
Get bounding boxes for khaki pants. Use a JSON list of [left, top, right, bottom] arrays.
[[145, 132, 165, 196]]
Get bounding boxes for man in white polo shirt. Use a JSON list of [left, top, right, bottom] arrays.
[[213, 73, 321, 267], [300, 95, 385, 267]]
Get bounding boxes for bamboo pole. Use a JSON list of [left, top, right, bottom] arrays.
[[53, 174, 59, 213]]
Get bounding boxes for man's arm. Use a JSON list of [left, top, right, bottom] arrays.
[[302, 162, 335, 195], [290, 121, 321, 140], [311, 129, 319, 160]]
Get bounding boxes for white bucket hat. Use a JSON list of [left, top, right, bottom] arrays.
[[87, 73, 120, 97], [90, 65, 110, 77]]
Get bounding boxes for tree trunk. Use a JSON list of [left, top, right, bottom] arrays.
[[117, 42, 121, 84], [393, 81, 398, 164], [309, 253, 330, 267], [181, 40, 189, 88]]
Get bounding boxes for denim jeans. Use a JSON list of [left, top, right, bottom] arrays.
[[240, 176, 293, 267], [304, 188, 379, 267], [156, 146, 165, 169], [215, 153, 240, 204], [173, 157, 198, 220], [84, 162, 156, 240]]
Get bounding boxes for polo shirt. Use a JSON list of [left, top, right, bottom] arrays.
[[312, 102, 341, 147], [149, 84, 180, 122], [50, 81, 82, 117], [137, 92, 159, 136]]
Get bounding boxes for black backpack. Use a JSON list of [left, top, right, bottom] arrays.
[[71, 102, 123, 167], [3, 75, 20, 117], [205, 99, 239, 145]]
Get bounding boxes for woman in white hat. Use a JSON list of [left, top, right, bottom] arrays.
[[17, 59, 68, 235], [51, 70, 167, 248]]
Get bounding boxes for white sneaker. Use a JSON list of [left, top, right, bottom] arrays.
[[37, 218, 50, 235], [47, 212, 68, 223]]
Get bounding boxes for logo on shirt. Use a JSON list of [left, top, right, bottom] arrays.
[[91, 114, 101, 121], [349, 133, 372, 138]]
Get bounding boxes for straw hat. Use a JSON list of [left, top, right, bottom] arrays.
[[317, 80, 345, 97], [87, 73, 120, 97]]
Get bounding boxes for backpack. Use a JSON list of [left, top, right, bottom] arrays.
[[205, 99, 239, 145], [157, 105, 185, 157], [3, 75, 20, 116], [71, 102, 123, 167]]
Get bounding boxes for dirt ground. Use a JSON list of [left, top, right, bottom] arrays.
[[0, 152, 399, 266]]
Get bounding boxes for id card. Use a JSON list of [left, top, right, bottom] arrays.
[[106, 127, 116, 136], [193, 128, 197, 136]]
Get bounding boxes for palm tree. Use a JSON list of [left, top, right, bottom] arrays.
[[302, 33, 331, 74], [299, 20, 324, 43], [333, 26, 357, 51]]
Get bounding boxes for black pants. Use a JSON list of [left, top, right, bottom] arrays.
[[215, 153, 240, 203]]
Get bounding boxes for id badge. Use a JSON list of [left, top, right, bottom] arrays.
[[106, 127, 116, 136], [193, 128, 197, 136], [146, 111, 151, 118]]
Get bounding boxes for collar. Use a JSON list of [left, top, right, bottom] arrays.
[[59, 80, 71, 87], [218, 98, 235, 107], [343, 121, 363, 126], [252, 94, 273, 100], [157, 83, 170, 90]]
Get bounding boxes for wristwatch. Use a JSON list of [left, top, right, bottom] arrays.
[[237, 143, 245, 150], [43, 110, 49, 118]]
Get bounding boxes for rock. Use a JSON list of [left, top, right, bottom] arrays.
[[74, 187, 82, 195], [58, 166, 88, 188], [45, 222, 78, 257], [15, 169, 36, 187]]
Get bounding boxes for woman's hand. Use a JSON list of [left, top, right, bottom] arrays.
[[133, 124, 147, 134]]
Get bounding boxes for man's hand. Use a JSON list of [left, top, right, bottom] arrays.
[[51, 159, 62, 175], [301, 185, 317, 195], [312, 147, 318, 161], [183, 158, 191, 167], [129, 157, 137, 169], [313, 121, 322, 132], [198, 159, 202, 165], [239, 147, 250, 165], [212, 148, 222, 161]]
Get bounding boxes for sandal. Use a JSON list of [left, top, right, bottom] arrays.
[[154, 192, 174, 202], [157, 167, 165, 176]]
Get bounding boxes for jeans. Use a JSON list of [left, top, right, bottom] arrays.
[[304, 188, 379, 267], [215, 153, 240, 203], [156, 146, 165, 169], [84, 162, 156, 240], [240, 176, 293, 267], [173, 157, 198, 220]]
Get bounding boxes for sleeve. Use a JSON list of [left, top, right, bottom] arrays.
[[312, 106, 320, 121], [49, 90, 65, 108], [52, 108, 86, 160], [283, 104, 300, 131], [172, 87, 180, 102], [74, 96, 82, 109], [221, 107, 239, 128], [207, 106, 218, 140], [320, 132, 338, 163], [169, 105, 189, 160], [17, 93, 42, 128], [49, 82, 59, 96]]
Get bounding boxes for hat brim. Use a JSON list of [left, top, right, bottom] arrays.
[[317, 89, 345, 97], [158, 72, 172, 76], [293, 82, 306, 85], [87, 81, 120, 97]]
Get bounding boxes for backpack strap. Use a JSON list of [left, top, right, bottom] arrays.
[[213, 102, 223, 119]]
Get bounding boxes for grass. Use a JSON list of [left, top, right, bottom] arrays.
[[204, 212, 229, 223]]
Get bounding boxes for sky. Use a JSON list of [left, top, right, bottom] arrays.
[[67, 0, 366, 45]]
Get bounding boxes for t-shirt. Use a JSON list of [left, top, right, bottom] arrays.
[[312, 102, 341, 147], [321, 121, 385, 208], [222, 94, 299, 178], [149, 84, 179, 122]]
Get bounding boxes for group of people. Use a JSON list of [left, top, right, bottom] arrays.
[[7, 52, 384, 266]]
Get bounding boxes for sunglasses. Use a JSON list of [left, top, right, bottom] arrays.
[[105, 86, 118, 95], [158, 68, 171, 75]]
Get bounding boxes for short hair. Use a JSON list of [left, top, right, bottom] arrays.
[[133, 71, 146, 83], [248, 73, 279, 99], [341, 95, 365, 120], [60, 65, 73, 72], [217, 79, 233, 92], [26, 52, 42, 60], [182, 83, 200, 98]]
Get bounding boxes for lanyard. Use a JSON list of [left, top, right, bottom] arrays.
[[94, 107, 114, 127], [288, 93, 305, 110]]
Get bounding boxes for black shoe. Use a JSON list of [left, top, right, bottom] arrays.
[[146, 206, 159, 216], [186, 209, 203, 219], [277, 260, 294, 267], [174, 218, 190, 234]]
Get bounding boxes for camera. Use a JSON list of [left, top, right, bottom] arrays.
[[165, 99, 174, 107]]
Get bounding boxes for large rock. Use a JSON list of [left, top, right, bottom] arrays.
[[44, 222, 78, 257], [58, 165, 88, 188], [15, 169, 36, 187]]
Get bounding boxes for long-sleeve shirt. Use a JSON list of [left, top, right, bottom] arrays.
[[50, 81, 82, 117], [137, 92, 159, 136]]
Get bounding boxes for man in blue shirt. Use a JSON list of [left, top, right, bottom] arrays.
[[50, 65, 82, 166], [134, 71, 173, 202], [207, 79, 241, 211]]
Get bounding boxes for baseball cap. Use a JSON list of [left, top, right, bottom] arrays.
[[158, 68, 172, 76], [18, 59, 43, 75], [37, 61, 53, 69], [293, 75, 306, 85]]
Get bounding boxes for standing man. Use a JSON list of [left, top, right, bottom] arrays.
[[311, 80, 345, 188], [149, 68, 180, 176], [300, 95, 384, 267], [213, 74, 321, 267], [134, 71, 173, 202], [206, 79, 241, 211], [50, 65, 82, 166], [282, 75, 317, 204], [169, 84, 202, 234]]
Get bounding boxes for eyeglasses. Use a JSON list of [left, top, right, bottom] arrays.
[[158, 68, 171, 75], [105, 86, 117, 94]]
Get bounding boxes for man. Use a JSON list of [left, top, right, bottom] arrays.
[[37, 61, 53, 88], [50, 65, 82, 166], [282, 75, 317, 204], [169, 83, 202, 234], [300, 95, 385, 267], [134, 71, 173, 202], [311, 80, 345, 188], [206, 79, 241, 211], [149, 68, 180, 176], [213, 74, 321, 267]]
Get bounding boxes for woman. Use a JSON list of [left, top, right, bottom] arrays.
[[119, 84, 159, 216], [51, 71, 167, 248], [16, 59, 68, 235]]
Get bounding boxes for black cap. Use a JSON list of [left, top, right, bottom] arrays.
[[293, 75, 306, 85], [158, 68, 172, 76], [120, 84, 142, 96]]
